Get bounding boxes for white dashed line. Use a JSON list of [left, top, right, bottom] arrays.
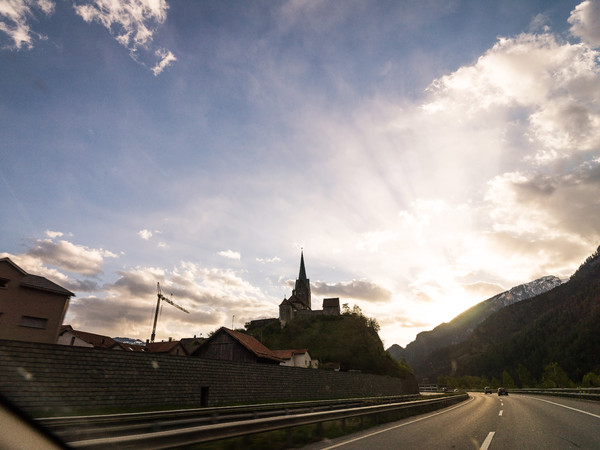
[[480, 431, 495, 450], [499, 410, 503, 416]]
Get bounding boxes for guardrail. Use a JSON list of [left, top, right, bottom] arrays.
[[511, 388, 600, 401], [65, 393, 468, 449], [39, 394, 423, 439]]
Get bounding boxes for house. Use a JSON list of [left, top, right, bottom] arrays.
[[0, 257, 74, 344], [57, 325, 117, 348], [271, 349, 317, 368], [146, 340, 188, 356], [193, 327, 284, 364]]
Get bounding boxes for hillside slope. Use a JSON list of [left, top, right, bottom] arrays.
[[245, 312, 412, 379], [423, 247, 600, 383], [388, 275, 561, 377]]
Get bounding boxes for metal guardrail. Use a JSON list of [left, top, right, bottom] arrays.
[[66, 394, 468, 449], [512, 387, 600, 401], [39, 395, 423, 442]]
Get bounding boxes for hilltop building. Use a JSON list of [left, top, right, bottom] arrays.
[[278, 252, 340, 326]]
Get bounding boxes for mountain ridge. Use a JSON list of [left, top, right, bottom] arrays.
[[410, 246, 600, 384], [388, 275, 562, 377]]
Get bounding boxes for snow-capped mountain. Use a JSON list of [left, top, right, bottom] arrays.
[[487, 275, 562, 310], [113, 337, 146, 346]]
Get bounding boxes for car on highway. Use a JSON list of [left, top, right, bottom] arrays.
[[484, 386, 492, 394], [497, 387, 508, 396]]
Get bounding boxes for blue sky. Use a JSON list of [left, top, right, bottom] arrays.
[[2, 0, 600, 347]]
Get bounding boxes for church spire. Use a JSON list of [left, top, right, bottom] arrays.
[[298, 250, 307, 282], [293, 250, 311, 310]]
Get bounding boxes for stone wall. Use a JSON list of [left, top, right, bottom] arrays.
[[0, 340, 418, 416]]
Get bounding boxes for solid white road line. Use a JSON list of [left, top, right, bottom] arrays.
[[320, 395, 475, 449], [526, 396, 600, 419], [480, 431, 495, 450]]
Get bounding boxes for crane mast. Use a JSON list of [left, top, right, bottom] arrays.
[[151, 282, 189, 343]]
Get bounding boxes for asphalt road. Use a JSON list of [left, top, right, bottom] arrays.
[[304, 393, 600, 449]]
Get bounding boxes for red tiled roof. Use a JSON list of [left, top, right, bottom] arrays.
[[222, 328, 284, 363], [271, 349, 308, 360], [63, 328, 116, 349], [146, 341, 187, 354]]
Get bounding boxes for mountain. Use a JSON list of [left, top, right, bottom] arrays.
[[422, 246, 600, 384], [389, 275, 562, 378], [114, 337, 146, 346]]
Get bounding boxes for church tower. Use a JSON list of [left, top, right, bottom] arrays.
[[292, 251, 311, 310]]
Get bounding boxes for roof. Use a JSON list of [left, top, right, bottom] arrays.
[[146, 341, 187, 354], [21, 274, 75, 297], [112, 342, 146, 352], [60, 327, 116, 349], [271, 349, 309, 360], [0, 257, 74, 297], [219, 328, 284, 363]]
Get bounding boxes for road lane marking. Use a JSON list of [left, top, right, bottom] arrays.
[[320, 395, 475, 449], [499, 410, 503, 416], [525, 396, 600, 419], [480, 431, 495, 450]]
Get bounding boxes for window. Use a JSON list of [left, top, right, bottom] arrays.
[[0, 277, 8, 288], [19, 316, 48, 329]]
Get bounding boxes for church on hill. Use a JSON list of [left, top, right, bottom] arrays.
[[278, 252, 340, 326]]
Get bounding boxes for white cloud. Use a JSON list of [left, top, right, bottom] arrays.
[[256, 256, 281, 264], [0, 0, 55, 49], [65, 261, 278, 340], [3, 233, 118, 278], [138, 229, 153, 240], [569, 0, 600, 48], [73, 0, 175, 74], [151, 48, 176, 76], [218, 249, 241, 260]]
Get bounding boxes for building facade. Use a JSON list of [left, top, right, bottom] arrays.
[[0, 258, 74, 344]]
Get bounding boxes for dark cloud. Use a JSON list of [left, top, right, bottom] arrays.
[[311, 279, 393, 303], [63, 278, 100, 292]]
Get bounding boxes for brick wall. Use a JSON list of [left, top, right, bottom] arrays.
[[0, 340, 418, 416]]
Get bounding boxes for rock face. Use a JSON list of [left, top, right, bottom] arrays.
[[388, 275, 562, 377]]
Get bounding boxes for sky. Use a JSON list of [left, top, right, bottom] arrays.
[[2, 0, 600, 348]]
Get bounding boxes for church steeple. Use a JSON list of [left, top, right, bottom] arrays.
[[298, 251, 307, 282], [293, 250, 311, 310]]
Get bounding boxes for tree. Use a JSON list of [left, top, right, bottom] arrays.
[[541, 362, 574, 388], [502, 370, 516, 388], [517, 363, 535, 388], [581, 372, 600, 387]]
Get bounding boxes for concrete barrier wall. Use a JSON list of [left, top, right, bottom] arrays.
[[0, 340, 418, 416]]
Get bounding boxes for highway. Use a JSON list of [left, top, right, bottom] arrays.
[[305, 392, 600, 449]]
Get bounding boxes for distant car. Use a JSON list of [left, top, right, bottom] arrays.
[[484, 386, 492, 394], [497, 387, 508, 396]]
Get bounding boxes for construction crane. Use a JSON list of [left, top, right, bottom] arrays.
[[150, 282, 189, 343]]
